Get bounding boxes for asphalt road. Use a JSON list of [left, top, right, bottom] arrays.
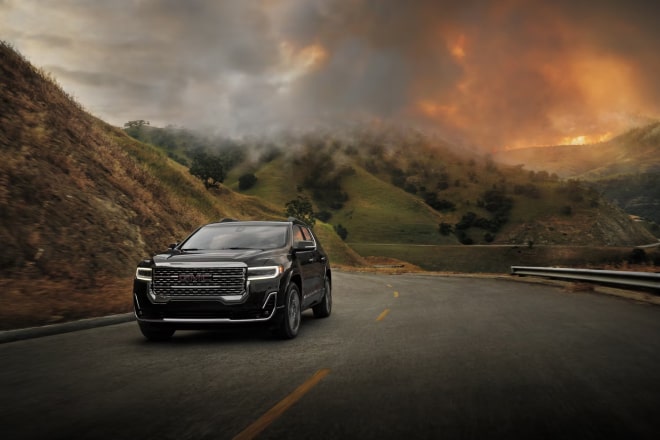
[[2, 272, 660, 439]]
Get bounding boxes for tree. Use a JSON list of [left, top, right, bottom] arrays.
[[334, 224, 348, 240], [284, 195, 316, 227], [124, 120, 150, 128], [238, 173, 258, 191], [439, 222, 453, 236], [189, 151, 225, 189]]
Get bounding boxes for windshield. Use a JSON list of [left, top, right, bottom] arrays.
[[181, 224, 289, 250]]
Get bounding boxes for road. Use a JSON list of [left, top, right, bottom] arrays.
[[2, 272, 660, 439]]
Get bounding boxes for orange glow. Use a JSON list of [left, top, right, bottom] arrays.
[[416, 100, 458, 119], [570, 54, 640, 110], [448, 34, 467, 61], [276, 41, 328, 90], [297, 44, 328, 70], [559, 132, 613, 146], [279, 41, 328, 72]]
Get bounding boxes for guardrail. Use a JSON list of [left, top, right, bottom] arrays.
[[511, 266, 660, 292]]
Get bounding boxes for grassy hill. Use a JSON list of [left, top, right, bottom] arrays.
[[125, 119, 655, 251], [492, 122, 660, 224]]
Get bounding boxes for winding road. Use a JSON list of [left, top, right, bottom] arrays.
[[2, 272, 660, 439]]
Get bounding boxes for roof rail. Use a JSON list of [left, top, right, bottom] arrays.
[[287, 217, 311, 227], [219, 218, 238, 223]]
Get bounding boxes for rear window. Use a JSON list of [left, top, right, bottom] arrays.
[[181, 224, 289, 250]]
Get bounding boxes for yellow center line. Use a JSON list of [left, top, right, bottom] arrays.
[[376, 308, 390, 321], [232, 368, 331, 440], [393, 291, 399, 298]]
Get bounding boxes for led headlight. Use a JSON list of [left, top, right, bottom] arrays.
[[135, 267, 153, 281], [247, 265, 283, 281]]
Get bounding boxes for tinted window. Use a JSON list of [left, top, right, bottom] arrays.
[[182, 224, 288, 250], [293, 225, 306, 242]]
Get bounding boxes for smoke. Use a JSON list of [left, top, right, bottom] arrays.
[[2, 0, 659, 149]]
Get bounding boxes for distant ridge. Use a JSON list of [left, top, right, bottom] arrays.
[[492, 122, 660, 178]]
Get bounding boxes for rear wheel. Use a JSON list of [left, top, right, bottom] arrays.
[[138, 321, 175, 342], [276, 283, 301, 339], [313, 277, 332, 318]]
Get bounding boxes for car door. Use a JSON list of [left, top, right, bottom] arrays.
[[293, 225, 323, 307], [301, 226, 325, 305]]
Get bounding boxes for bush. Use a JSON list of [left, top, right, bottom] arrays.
[[628, 248, 647, 264], [316, 210, 332, 222], [456, 230, 474, 245], [439, 222, 453, 236], [238, 173, 258, 191], [423, 192, 456, 211], [455, 212, 477, 230], [334, 224, 348, 241]]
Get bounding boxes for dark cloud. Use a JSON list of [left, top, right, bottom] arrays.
[[1, 0, 659, 148]]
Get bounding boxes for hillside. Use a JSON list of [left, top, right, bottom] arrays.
[[493, 122, 660, 178], [127, 124, 656, 250], [492, 122, 660, 224], [0, 42, 365, 329]]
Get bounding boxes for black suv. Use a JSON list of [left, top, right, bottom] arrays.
[[133, 218, 331, 341]]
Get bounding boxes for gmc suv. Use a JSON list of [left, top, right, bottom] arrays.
[[133, 218, 332, 341]]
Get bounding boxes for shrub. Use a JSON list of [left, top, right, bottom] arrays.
[[439, 222, 453, 236], [456, 230, 474, 245], [334, 224, 348, 241], [455, 212, 477, 230], [423, 191, 456, 211], [238, 173, 258, 191], [628, 248, 647, 264], [316, 210, 332, 222]]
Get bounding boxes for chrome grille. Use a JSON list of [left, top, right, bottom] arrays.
[[152, 267, 246, 297]]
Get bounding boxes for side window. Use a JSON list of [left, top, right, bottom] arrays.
[[293, 225, 305, 242], [303, 227, 316, 246]]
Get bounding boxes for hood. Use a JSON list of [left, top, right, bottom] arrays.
[[151, 248, 287, 267]]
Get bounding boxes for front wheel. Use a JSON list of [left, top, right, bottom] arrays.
[[275, 283, 301, 339], [312, 277, 332, 318], [138, 321, 175, 342]]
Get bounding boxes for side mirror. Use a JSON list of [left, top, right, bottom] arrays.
[[294, 240, 316, 251], [168, 243, 178, 250]]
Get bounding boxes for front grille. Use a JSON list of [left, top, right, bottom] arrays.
[[152, 267, 246, 298]]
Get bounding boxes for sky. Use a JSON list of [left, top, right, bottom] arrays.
[[2, 0, 660, 150]]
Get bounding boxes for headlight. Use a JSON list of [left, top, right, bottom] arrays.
[[135, 267, 153, 281], [247, 265, 283, 281]]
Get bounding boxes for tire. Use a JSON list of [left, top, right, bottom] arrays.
[[276, 283, 301, 339], [312, 277, 332, 318], [138, 321, 175, 342]]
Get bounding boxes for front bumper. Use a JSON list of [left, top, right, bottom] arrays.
[[133, 276, 283, 324]]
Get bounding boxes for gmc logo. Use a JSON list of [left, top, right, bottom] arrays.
[[178, 273, 212, 282]]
